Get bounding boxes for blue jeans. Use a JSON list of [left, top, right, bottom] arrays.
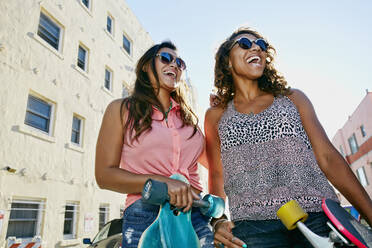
[[122, 199, 214, 248], [232, 212, 330, 248]]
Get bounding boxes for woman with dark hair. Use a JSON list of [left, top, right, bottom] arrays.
[[95, 41, 214, 247], [205, 27, 372, 247]]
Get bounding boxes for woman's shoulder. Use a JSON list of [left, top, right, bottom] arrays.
[[286, 88, 308, 104], [205, 106, 225, 125], [104, 98, 130, 119], [285, 88, 314, 113]]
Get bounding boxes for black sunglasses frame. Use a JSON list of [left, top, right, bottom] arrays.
[[233, 38, 268, 52], [155, 52, 186, 70]]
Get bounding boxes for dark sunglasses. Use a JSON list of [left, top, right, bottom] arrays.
[[156, 52, 186, 70], [233, 37, 268, 51]]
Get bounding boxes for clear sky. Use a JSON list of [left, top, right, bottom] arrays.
[[125, 0, 372, 138]]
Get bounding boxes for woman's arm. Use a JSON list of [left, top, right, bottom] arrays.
[[95, 99, 198, 211], [204, 107, 226, 199], [289, 89, 372, 226], [197, 128, 209, 169], [95, 99, 155, 193], [205, 106, 246, 248]]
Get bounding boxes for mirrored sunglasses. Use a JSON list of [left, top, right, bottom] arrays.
[[156, 52, 186, 70], [234, 38, 268, 52]]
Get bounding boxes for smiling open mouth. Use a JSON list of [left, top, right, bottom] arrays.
[[246, 56, 261, 64], [163, 70, 176, 79]]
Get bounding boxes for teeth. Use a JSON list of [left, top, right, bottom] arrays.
[[164, 71, 176, 79], [246, 56, 261, 63]]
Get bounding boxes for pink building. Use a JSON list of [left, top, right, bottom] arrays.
[[332, 90, 372, 209]]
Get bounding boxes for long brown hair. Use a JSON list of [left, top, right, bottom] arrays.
[[214, 27, 290, 108], [120, 41, 198, 142]]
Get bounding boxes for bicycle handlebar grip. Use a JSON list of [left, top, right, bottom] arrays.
[[142, 179, 169, 205], [141, 179, 225, 218]]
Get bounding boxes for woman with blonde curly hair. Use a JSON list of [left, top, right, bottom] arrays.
[[205, 27, 372, 247]]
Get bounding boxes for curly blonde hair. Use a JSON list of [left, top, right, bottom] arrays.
[[214, 27, 290, 108]]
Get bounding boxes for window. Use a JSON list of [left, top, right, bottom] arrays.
[[122, 34, 131, 55], [360, 125, 366, 137], [63, 203, 79, 239], [107, 15, 113, 34], [77, 45, 88, 71], [25, 95, 52, 133], [71, 116, 82, 145], [357, 167, 369, 187], [348, 133, 359, 154], [99, 205, 109, 230], [37, 12, 61, 50], [122, 84, 129, 98], [6, 200, 44, 239], [104, 68, 112, 90], [81, 0, 90, 9], [339, 145, 345, 157], [92, 219, 122, 244], [93, 220, 110, 242]]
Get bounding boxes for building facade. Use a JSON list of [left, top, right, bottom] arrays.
[[331, 91, 372, 209], [0, 0, 156, 247]]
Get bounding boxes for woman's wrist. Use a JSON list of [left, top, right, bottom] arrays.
[[210, 214, 228, 232], [212, 218, 228, 232]]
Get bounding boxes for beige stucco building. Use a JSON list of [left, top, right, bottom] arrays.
[[0, 0, 162, 247]]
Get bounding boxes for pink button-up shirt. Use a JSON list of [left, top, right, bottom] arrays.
[[120, 98, 205, 208]]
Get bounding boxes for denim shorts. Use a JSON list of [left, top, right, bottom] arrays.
[[232, 212, 330, 248], [122, 199, 214, 248]]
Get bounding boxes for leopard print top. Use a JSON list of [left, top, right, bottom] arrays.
[[218, 96, 338, 221]]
